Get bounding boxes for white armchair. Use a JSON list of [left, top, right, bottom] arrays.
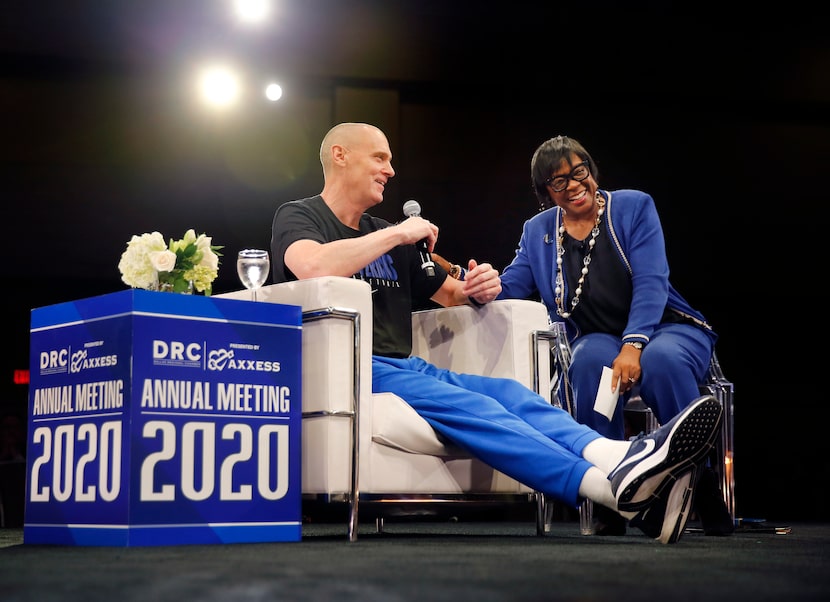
[[218, 277, 553, 540]]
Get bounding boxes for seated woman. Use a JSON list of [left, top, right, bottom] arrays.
[[496, 134, 731, 536]]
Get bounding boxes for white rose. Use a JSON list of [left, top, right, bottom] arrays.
[[149, 249, 177, 272], [199, 247, 220, 270]]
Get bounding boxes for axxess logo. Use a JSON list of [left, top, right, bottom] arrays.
[[70, 349, 118, 373], [207, 349, 281, 373]]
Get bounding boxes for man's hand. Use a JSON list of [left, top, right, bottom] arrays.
[[398, 216, 439, 251]]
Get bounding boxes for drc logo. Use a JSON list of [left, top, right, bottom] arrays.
[[39, 348, 69, 376], [152, 340, 202, 368]]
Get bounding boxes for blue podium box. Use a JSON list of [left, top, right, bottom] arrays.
[[25, 289, 302, 546]]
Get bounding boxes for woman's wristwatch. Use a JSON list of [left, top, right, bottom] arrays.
[[623, 341, 644, 350]]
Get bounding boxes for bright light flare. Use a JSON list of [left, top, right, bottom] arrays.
[[198, 65, 242, 109]]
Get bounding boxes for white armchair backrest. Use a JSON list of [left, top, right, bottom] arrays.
[[411, 299, 551, 393]]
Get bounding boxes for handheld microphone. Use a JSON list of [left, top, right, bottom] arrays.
[[402, 200, 436, 277]]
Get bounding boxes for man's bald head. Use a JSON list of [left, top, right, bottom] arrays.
[[319, 122, 384, 174]]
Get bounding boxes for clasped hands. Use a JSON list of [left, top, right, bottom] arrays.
[[461, 259, 501, 305], [399, 216, 501, 305]]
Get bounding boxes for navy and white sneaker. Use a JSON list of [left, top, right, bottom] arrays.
[[629, 465, 699, 544], [609, 395, 722, 513]]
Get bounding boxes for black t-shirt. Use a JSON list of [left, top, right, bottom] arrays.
[[270, 195, 447, 358], [561, 220, 632, 336]]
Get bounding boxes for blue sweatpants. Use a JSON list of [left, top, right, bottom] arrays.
[[372, 355, 600, 507], [568, 323, 713, 440]]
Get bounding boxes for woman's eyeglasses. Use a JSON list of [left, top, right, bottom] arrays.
[[545, 161, 590, 192]]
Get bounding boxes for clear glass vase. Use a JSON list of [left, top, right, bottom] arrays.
[[153, 272, 194, 294], [157, 282, 193, 294]]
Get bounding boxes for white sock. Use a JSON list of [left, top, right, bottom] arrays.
[[579, 466, 637, 520], [582, 437, 631, 475], [576, 467, 636, 519]]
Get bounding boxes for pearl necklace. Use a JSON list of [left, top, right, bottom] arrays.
[[554, 191, 606, 318]]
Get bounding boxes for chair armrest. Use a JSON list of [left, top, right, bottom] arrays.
[[217, 277, 374, 415], [218, 277, 371, 315]]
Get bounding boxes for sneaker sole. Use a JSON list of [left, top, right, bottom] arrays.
[[614, 396, 722, 512], [629, 467, 698, 542], [658, 467, 698, 544]]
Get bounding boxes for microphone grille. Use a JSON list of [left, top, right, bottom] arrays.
[[403, 199, 421, 217]]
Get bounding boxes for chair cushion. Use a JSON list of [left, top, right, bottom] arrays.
[[371, 392, 467, 456]]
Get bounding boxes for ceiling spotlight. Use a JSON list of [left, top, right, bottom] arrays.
[[265, 83, 283, 101], [233, 0, 270, 23]]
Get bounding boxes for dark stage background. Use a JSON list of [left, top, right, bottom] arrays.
[[2, 1, 827, 522]]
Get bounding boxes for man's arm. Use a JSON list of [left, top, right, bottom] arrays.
[[284, 216, 438, 280]]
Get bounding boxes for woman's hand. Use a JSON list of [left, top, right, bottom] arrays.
[[612, 345, 642, 393]]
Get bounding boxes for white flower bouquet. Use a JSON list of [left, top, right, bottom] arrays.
[[118, 229, 222, 295]]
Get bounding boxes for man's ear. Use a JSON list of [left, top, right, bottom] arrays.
[[331, 144, 348, 165]]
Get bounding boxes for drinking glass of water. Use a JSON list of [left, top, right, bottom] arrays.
[[236, 249, 270, 301]]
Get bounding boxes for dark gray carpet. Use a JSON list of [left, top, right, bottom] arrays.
[[1, 519, 827, 602]]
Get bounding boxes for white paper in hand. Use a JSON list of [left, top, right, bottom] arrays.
[[593, 366, 619, 421]]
